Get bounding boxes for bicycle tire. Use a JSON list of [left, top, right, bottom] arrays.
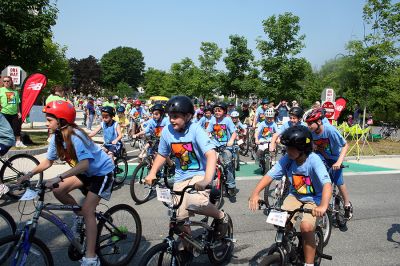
[[239, 132, 250, 156], [97, 204, 142, 266], [314, 226, 324, 265], [0, 234, 54, 266], [139, 242, 183, 266], [207, 213, 234, 264], [0, 208, 16, 238], [0, 154, 44, 199], [113, 157, 128, 185], [263, 179, 287, 208], [335, 194, 347, 228], [320, 211, 332, 247], [259, 253, 282, 266], [130, 161, 153, 204]]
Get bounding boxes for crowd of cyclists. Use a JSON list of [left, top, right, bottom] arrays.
[[0, 89, 355, 265]]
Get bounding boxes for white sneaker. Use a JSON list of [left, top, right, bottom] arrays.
[[15, 141, 27, 148], [80, 256, 100, 266], [0, 184, 9, 198]]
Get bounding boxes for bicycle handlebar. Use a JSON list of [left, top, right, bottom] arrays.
[[169, 184, 213, 209]]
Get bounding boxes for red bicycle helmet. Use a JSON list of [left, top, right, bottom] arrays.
[[305, 107, 324, 123], [43, 100, 76, 124], [134, 99, 142, 105]]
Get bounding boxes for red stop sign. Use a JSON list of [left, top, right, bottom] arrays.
[[322, 101, 335, 119]]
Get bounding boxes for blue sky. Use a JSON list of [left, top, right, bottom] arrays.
[[52, 0, 367, 71]]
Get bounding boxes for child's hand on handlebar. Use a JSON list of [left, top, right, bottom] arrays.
[[45, 177, 62, 189], [194, 179, 209, 191], [312, 205, 327, 217], [144, 175, 156, 185]]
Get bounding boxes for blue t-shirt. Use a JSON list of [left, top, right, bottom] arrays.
[[255, 106, 267, 123], [267, 153, 331, 205], [257, 121, 278, 140], [277, 105, 289, 121], [311, 123, 346, 161], [101, 121, 119, 144], [129, 107, 148, 120], [234, 121, 247, 131], [158, 122, 215, 182], [277, 121, 307, 136], [198, 116, 213, 129], [145, 116, 169, 138], [47, 130, 114, 177], [206, 116, 236, 145]]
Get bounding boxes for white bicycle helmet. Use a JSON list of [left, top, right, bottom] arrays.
[[265, 108, 275, 118], [231, 111, 239, 118]]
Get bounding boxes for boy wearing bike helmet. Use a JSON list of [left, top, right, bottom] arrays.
[[144, 96, 228, 260], [269, 106, 306, 152], [207, 102, 238, 196], [129, 99, 148, 139], [19, 100, 115, 266], [255, 108, 278, 169], [89, 106, 123, 160], [252, 98, 269, 128], [115, 105, 129, 137], [249, 126, 332, 266], [305, 108, 352, 220]]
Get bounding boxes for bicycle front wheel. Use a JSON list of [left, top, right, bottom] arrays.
[[0, 154, 43, 198], [0, 208, 16, 239], [320, 211, 332, 247], [114, 157, 128, 185], [97, 204, 142, 266], [139, 242, 182, 266], [130, 161, 153, 204], [0, 234, 54, 266]]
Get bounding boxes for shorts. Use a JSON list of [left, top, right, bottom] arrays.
[[323, 158, 344, 186], [281, 195, 319, 229], [103, 143, 122, 156], [0, 143, 11, 156], [77, 172, 114, 201], [2, 113, 21, 137], [173, 176, 210, 221]]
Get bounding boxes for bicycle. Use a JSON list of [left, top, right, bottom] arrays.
[[138, 184, 234, 266], [237, 129, 250, 157], [0, 154, 43, 199], [0, 180, 142, 266], [113, 143, 128, 186], [379, 122, 399, 141], [258, 200, 332, 265], [0, 208, 16, 260], [130, 138, 175, 204]]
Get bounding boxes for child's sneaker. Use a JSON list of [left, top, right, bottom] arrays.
[[344, 202, 353, 220], [0, 184, 9, 198], [80, 256, 100, 266], [213, 212, 229, 240]]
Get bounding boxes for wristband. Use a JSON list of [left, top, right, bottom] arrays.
[[27, 171, 34, 178]]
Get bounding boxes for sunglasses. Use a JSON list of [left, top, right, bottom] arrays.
[[3, 80, 10, 82]]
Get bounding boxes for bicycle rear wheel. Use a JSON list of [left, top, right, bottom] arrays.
[[335, 194, 347, 228], [0, 154, 43, 198], [0, 234, 53, 266], [139, 242, 182, 266], [114, 157, 128, 185], [97, 204, 142, 266], [130, 161, 153, 204]]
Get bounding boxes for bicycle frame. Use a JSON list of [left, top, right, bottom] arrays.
[[0, 157, 24, 179]]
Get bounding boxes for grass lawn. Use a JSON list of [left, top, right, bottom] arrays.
[[346, 139, 400, 156], [11, 131, 48, 150]]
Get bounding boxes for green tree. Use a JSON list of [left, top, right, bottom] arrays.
[[257, 12, 310, 102], [197, 42, 223, 100], [69, 56, 102, 95], [222, 35, 255, 99], [0, 0, 58, 71], [169, 57, 199, 96], [143, 68, 171, 97], [100, 46, 145, 93]]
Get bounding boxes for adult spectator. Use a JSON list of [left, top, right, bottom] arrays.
[[353, 104, 362, 125], [45, 85, 66, 104], [240, 102, 250, 121], [0, 76, 25, 148], [292, 100, 299, 107], [275, 99, 290, 122], [86, 97, 96, 131]]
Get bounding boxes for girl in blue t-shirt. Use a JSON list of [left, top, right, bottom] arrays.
[[249, 126, 332, 265], [18, 100, 114, 266], [144, 96, 229, 244]]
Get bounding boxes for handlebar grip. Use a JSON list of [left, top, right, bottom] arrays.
[[319, 253, 333, 260], [341, 164, 349, 169], [52, 183, 59, 189]]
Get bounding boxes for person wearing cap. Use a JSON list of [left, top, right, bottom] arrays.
[[275, 99, 290, 122], [18, 100, 115, 266]]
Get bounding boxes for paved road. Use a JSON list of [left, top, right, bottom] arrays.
[[1, 172, 400, 265]]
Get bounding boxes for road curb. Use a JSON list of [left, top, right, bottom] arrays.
[[8, 146, 49, 157], [345, 154, 400, 160]]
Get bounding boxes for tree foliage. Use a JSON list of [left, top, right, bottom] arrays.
[[143, 68, 171, 98], [100, 46, 145, 94], [0, 0, 58, 71], [69, 56, 102, 95]]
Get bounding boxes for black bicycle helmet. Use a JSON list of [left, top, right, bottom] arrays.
[[261, 98, 269, 104], [289, 107, 304, 119], [280, 125, 312, 154], [165, 96, 194, 114], [101, 106, 115, 117], [204, 106, 213, 113], [116, 106, 125, 113], [213, 102, 228, 112], [151, 103, 165, 113]]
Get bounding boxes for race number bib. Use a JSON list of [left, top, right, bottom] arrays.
[[266, 210, 288, 227], [156, 186, 172, 203], [259, 143, 269, 151], [237, 139, 244, 145], [20, 189, 39, 201]]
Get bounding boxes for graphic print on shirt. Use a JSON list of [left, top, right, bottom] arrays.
[[154, 126, 164, 137], [133, 111, 140, 118], [313, 138, 332, 156], [171, 142, 200, 171], [262, 127, 273, 138], [204, 121, 209, 130], [292, 174, 315, 195], [5, 92, 16, 104], [213, 124, 228, 142]]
